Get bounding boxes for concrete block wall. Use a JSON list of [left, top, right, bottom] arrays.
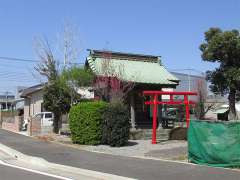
[[28, 118, 53, 136], [2, 116, 22, 133]]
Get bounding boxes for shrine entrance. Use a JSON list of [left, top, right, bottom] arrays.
[[143, 91, 197, 144]]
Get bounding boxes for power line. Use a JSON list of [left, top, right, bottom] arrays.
[[0, 56, 38, 62], [0, 75, 42, 81], [0, 64, 34, 69], [0, 73, 34, 78], [0, 56, 85, 65], [0, 71, 31, 75]]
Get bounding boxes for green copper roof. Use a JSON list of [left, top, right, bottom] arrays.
[[87, 56, 179, 85]]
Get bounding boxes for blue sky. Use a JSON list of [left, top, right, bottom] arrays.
[[0, 0, 239, 94]]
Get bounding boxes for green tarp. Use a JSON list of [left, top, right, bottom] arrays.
[[188, 120, 240, 167]]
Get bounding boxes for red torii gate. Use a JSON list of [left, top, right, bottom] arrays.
[[143, 91, 197, 144]]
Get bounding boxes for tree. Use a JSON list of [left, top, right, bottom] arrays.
[[42, 80, 71, 133], [34, 23, 87, 133], [35, 38, 71, 133], [93, 52, 134, 103], [194, 79, 215, 119], [34, 38, 59, 81], [60, 66, 94, 104], [61, 66, 94, 87], [57, 21, 83, 68], [200, 28, 240, 120]]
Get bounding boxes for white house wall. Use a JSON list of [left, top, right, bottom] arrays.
[[24, 90, 43, 120]]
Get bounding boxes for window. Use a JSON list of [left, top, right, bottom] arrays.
[[45, 113, 52, 118]]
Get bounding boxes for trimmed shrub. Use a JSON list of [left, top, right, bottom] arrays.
[[69, 101, 107, 145], [102, 102, 130, 147]]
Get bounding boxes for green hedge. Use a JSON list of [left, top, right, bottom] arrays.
[[69, 101, 107, 145], [102, 102, 130, 147]]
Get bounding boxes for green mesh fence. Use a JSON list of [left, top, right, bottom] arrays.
[[188, 120, 240, 167]]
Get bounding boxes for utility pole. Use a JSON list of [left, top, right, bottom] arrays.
[[188, 69, 191, 92], [5, 91, 9, 111], [64, 42, 67, 68], [0, 104, 2, 128], [4, 91, 12, 111]]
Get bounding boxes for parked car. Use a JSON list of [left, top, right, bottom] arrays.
[[22, 112, 54, 131], [34, 112, 54, 126]]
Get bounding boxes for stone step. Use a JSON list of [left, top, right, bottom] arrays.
[[144, 136, 169, 140], [143, 133, 169, 140], [144, 132, 169, 136], [129, 129, 172, 140], [141, 129, 171, 133], [144, 134, 169, 138], [143, 136, 169, 141], [143, 130, 171, 133]]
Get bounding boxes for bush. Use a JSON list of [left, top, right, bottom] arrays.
[[69, 101, 107, 145], [102, 102, 130, 147]]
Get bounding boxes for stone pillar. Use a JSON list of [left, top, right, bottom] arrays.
[[130, 93, 136, 130]]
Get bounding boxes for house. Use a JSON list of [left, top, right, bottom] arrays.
[[85, 49, 180, 129], [213, 102, 240, 121], [0, 88, 25, 133], [203, 94, 227, 120], [213, 104, 229, 120], [20, 84, 44, 121], [0, 94, 15, 110], [0, 87, 29, 112], [20, 84, 94, 122]]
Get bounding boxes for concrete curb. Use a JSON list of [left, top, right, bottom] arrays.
[[0, 143, 137, 180], [0, 143, 49, 167]]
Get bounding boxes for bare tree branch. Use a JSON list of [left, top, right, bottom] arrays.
[[94, 53, 135, 103], [34, 37, 58, 81], [57, 21, 83, 68]]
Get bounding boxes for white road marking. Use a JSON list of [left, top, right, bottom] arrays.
[[0, 160, 74, 180]]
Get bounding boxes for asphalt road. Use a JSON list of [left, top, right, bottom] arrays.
[[0, 164, 59, 180], [0, 129, 240, 180]]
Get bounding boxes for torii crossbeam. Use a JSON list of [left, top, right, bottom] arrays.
[[143, 91, 197, 144]]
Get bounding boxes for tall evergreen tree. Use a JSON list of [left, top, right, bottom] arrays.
[[200, 28, 240, 120]]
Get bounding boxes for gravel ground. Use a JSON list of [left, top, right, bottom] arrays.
[[82, 140, 187, 158], [50, 134, 187, 160]]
